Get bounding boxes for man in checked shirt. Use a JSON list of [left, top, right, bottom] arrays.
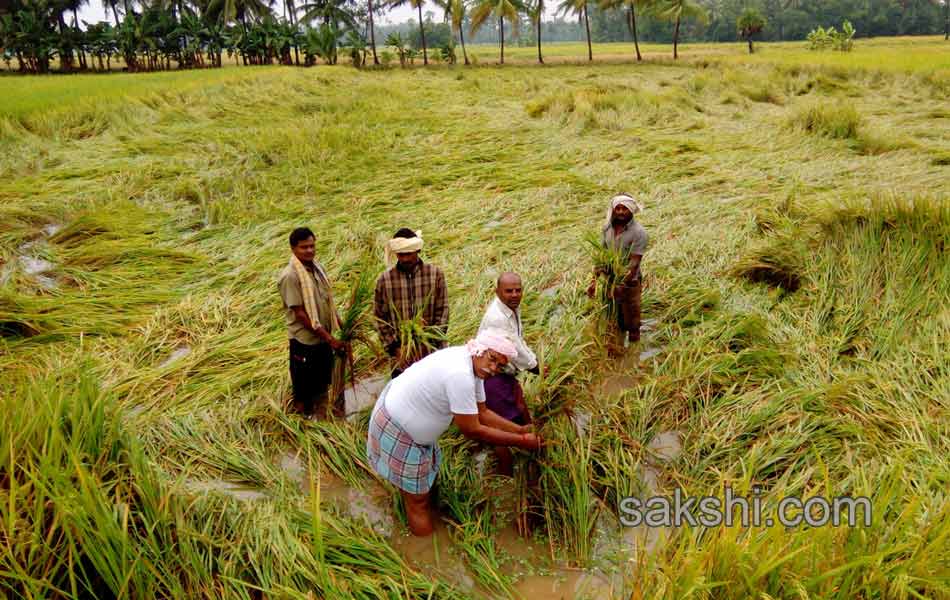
[[374, 228, 449, 378]]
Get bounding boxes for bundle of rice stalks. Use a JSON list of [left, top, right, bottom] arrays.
[[330, 263, 379, 410], [538, 416, 600, 565], [584, 231, 632, 328], [524, 327, 591, 424], [394, 298, 447, 370]]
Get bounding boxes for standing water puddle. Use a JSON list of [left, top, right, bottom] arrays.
[[343, 375, 388, 418], [298, 463, 629, 599]]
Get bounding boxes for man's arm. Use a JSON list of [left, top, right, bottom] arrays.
[[374, 276, 398, 354], [452, 411, 539, 448], [291, 306, 343, 350], [477, 402, 526, 433], [622, 254, 643, 285]]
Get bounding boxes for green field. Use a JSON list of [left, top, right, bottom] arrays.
[[1, 38, 948, 599]]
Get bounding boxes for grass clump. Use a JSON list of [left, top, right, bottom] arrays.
[[733, 231, 807, 293], [788, 102, 862, 139]]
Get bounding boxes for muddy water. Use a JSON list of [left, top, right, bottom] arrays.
[[343, 375, 387, 418], [296, 462, 623, 599]]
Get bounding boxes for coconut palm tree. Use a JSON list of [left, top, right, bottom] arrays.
[[365, 0, 377, 63], [434, 0, 467, 65], [598, 0, 651, 61], [299, 0, 357, 30], [387, 0, 427, 65], [557, 0, 591, 61], [658, 0, 705, 59], [736, 7, 764, 54], [526, 0, 542, 63], [469, 0, 522, 64]]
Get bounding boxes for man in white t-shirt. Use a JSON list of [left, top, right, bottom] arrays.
[[366, 331, 542, 536]]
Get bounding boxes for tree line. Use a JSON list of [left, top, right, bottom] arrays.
[[1, 0, 947, 73]]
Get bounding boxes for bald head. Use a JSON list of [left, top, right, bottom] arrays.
[[496, 272, 523, 311]]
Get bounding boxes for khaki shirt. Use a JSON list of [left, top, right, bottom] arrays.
[[278, 260, 334, 345]]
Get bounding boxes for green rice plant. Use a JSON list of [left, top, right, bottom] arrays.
[[538, 416, 600, 566], [3, 48, 948, 598], [852, 128, 915, 155], [391, 292, 448, 370], [298, 418, 375, 489], [523, 327, 592, 424], [732, 230, 807, 293], [433, 435, 516, 596], [584, 231, 631, 327], [330, 262, 379, 408], [656, 276, 720, 326], [788, 101, 862, 139]]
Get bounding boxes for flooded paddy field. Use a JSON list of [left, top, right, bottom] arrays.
[[2, 42, 949, 599]]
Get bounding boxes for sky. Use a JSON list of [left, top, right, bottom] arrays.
[[77, 1, 566, 27]]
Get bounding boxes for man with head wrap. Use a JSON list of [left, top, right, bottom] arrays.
[[366, 330, 542, 536], [587, 194, 649, 345], [374, 228, 449, 377]]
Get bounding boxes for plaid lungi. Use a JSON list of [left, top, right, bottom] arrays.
[[366, 401, 442, 494]]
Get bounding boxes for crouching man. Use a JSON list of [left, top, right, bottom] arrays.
[[366, 331, 542, 536]]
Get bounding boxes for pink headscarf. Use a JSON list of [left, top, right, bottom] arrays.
[[465, 329, 517, 358]]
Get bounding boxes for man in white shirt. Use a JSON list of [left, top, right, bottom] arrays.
[[478, 272, 540, 475], [366, 331, 542, 536]]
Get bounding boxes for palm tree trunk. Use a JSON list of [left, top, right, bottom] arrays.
[[122, 0, 131, 17], [673, 14, 680, 59], [111, 2, 120, 26], [583, 2, 592, 61], [460, 24, 469, 65], [748, 37, 753, 54], [536, 13, 543, 63], [629, 5, 641, 61], [74, 8, 88, 70], [57, 14, 73, 72], [368, 0, 379, 64], [418, 2, 428, 65], [499, 15, 504, 64]]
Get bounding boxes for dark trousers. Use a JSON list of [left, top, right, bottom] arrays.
[[289, 339, 334, 414], [616, 279, 642, 340]]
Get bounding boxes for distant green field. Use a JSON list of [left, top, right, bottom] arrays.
[[3, 36, 947, 123]]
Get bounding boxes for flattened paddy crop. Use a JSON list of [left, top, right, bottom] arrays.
[[1, 40, 948, 599]]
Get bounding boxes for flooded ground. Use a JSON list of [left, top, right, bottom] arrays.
[[343, 375, 387, 418], [179, 363, 680, 599]]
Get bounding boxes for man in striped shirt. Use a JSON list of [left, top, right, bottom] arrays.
[[374, 228, 449, 378]]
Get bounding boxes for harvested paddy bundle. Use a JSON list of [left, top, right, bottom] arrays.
[[329, 263, 378, 410], [392, 294, 448, 370], [585, 231, 632, 331]]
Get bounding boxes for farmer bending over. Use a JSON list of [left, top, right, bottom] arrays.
[[366, 331, 542, 536], [587, 194, 649, 345], [478, 272, 539, 476], [374, 228, 449, 378], [278, 227, 345, 417]]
